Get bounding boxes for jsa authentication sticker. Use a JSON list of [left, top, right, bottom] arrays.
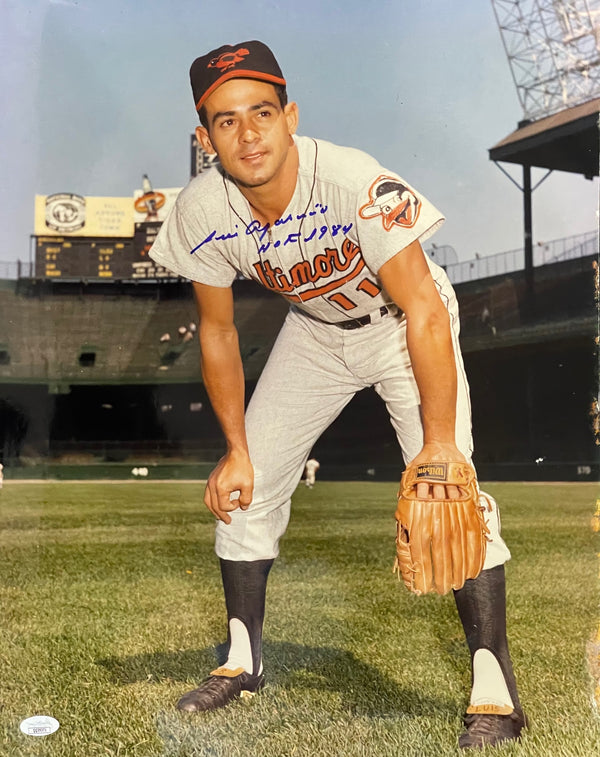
[[19, 715, 60, 737]]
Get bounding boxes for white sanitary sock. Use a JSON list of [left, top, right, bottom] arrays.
[[469, 648, 514, 713], [223, 618, 262, 674]]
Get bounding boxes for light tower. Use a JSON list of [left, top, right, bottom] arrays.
[[489, 0, 600, 312], [491, 0, 600, 122]]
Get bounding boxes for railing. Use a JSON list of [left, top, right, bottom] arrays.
[[0, 259, 34, 280], [439, 230, 598, 285], [1, 230, 597, 284]]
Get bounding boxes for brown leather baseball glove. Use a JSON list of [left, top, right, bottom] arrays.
[[394, 461, 490, 595]]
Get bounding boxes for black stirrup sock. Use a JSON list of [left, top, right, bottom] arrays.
[[453, 564, 522, 713], [220, 558, 274, 676]]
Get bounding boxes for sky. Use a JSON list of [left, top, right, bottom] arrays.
[[1, 0, 598, 269]]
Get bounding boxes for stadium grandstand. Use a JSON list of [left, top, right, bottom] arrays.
[[0, 225, 596, 482]]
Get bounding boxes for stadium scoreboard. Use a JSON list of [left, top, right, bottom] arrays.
[[34, 143, 221, 281], [35, 223, 173, 280]]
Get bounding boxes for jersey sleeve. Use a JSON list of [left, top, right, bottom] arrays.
[[354, 172, 445, 273], [148, 199, 238, 287]]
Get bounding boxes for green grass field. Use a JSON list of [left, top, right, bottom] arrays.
[[0, 480, 599, 756]]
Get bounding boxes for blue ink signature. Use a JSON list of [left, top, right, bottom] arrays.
[[190, 202, 351, 255], [256, 223, 354, 254]]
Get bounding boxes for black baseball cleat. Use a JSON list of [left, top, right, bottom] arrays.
[[458, 708, 527, 750], [176, 666, 265, 712]]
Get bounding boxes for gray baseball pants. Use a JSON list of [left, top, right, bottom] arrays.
[[214, 270, 511, 569]]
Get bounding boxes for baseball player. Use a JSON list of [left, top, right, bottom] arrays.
[[303, 458, 320, 488], [149, 41, 526, 749]]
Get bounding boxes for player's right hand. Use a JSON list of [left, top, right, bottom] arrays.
[[204, 449, 254, 524]]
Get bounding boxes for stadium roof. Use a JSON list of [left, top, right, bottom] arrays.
[[489, 97, 600, 179]]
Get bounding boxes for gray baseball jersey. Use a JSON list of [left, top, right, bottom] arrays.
[[149, 135, 445, 322], [147, 134, 510, 570]]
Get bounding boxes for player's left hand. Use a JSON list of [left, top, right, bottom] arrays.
[[409, 442, 468, 500], [394, 454, 488, 595]]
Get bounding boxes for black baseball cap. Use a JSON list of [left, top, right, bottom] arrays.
[[190, 40, 286, 113]]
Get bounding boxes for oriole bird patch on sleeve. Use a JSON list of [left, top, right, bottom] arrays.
[[359, 175, 421, 231]]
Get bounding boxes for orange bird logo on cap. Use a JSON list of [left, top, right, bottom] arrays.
[[208, 47, 250, 72]]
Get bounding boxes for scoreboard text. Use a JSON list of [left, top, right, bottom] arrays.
[[35, 223, 173, 280]]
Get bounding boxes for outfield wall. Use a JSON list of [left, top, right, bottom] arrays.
[[3, 459, 597, 483], [0, 253, 597, 481]]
